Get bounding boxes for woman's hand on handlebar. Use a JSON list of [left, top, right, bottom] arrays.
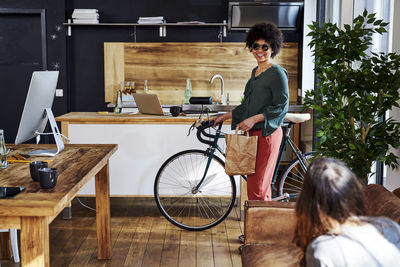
[[213, 116, 224, 127], [213, 111, 232, 127]]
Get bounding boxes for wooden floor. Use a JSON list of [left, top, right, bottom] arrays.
[[0, 197, 244, 267]]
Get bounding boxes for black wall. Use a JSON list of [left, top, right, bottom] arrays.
[[0, 0, 301, 142], [0, 0, 66, 143], [66, 0, 249, 112]]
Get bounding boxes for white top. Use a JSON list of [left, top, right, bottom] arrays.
[[306, 216, 400, 267]]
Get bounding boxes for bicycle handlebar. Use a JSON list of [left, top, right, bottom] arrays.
[[196, 120, 222, 146]]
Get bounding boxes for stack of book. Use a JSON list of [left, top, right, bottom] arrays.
[[137, 16, 164, 24], [72, 9, 99, 24]]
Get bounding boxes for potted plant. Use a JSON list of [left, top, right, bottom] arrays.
[[304, 10, 400, 184]]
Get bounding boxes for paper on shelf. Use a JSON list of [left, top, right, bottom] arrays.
[[72, 13, 99, 19], [138, 16, 164, 20], [177, 21, 206, 24], [73, 9, 99, 13], [72, 19, 99, 24], [137, 16, 164, 24]]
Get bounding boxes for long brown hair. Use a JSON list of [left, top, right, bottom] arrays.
[[294, 158, 366, 265]]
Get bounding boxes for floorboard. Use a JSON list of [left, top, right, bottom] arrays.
[[0, 197, 243, 267]]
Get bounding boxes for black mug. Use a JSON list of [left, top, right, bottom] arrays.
[[170, 106, 182, 117], [38, 167, 58, 189], [29, 161, 49, 182]]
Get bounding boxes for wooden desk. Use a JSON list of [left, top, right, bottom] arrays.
[[0, 144, 117, 266]]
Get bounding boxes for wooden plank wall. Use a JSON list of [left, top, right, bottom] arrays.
[[104, 42, 298, 105]]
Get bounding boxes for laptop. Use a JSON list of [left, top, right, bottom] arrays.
[[132, 93, 168, 115]]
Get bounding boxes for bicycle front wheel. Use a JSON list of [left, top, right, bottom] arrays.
[[277, 152, 314, 199], [154, 149, 236, 231]]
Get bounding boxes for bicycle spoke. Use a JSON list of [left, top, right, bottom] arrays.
[[283, 175, 304, 185], [290, 166, 305, 180], [162, 194, 195, 215], [199, 197, 219, 219], [284, 188, 302, 193]]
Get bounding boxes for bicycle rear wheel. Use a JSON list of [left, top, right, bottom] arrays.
[[154, 149, 236, 231], [277, 152, 314, 199]]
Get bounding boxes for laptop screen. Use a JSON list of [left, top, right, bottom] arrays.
[[132, 93, 165, 115]]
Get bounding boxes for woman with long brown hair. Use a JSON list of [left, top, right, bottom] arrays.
[[294, 158, 400, 266]]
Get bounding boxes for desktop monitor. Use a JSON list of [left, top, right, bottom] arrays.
[[15, 71, 63, 156]]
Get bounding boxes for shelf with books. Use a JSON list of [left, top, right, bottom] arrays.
[[63, 20, 227, 38]]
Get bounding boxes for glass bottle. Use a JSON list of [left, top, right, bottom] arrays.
[[144, 80, 149, 93], [0, 129, 8, 169], [130, 81, 136, 94], [114, 90, 122, 113], [184, 78, 192, 104], [124, 81, 130, 91]]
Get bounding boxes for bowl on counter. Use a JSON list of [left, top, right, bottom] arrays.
[[169, 106, 182, 117]]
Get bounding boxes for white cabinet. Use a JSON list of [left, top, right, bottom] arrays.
[[67, 123, 232, 196]]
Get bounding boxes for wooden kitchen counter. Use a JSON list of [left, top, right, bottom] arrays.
[[56, 112, 219, 125], [56, 105, 303, 125]]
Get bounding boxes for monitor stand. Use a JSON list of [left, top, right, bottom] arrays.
[[29, 108, 64, 157]]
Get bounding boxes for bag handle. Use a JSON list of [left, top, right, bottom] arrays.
[[235, 126, 249, 137]]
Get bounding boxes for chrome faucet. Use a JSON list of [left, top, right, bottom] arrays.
[[210, 74, 226, 105]]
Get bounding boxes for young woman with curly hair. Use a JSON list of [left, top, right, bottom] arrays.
[[214, 22, 288, 201], [295, 158, 400, 266]]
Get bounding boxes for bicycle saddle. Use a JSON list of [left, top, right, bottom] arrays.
[[284, 113, 311, 123]]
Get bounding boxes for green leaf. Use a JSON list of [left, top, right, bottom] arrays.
[[316, 131, 325, 137]]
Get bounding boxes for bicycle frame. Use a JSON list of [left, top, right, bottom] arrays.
[[193, 123, 225, 192], [271, 122, 307, 190]]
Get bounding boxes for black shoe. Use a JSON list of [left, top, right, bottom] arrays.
[[238, 234, 245, 243], [238, 244, 244, 254]]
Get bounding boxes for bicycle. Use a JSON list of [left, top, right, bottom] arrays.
[[154, 112, 313, 231]]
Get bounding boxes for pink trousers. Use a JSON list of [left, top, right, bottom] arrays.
[[247, 127, 282, 201]]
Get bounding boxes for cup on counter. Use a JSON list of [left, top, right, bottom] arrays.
[[170, 106, 182, 117], [29, 161, 49, 182], [38, 167, 58, 189]]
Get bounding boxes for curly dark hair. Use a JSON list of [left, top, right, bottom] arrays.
[[245, 22, 283, 58]]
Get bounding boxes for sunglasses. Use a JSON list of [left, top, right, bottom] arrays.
[[250, 43, 270, 52]]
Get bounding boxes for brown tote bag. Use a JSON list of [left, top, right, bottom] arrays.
[[225, 127, 258, 176]]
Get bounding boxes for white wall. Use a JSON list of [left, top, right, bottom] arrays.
[[300, 0, 317, 152], [385, 0, 400, 191], [302, 0, 317, 97], [341, 0, 354, 27]]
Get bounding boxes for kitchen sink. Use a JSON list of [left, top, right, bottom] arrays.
[[182, 104, 236, 114], [183, 109, 219, 114]]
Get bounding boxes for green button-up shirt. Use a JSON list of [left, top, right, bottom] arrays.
[[232, 64, 289, 136]]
